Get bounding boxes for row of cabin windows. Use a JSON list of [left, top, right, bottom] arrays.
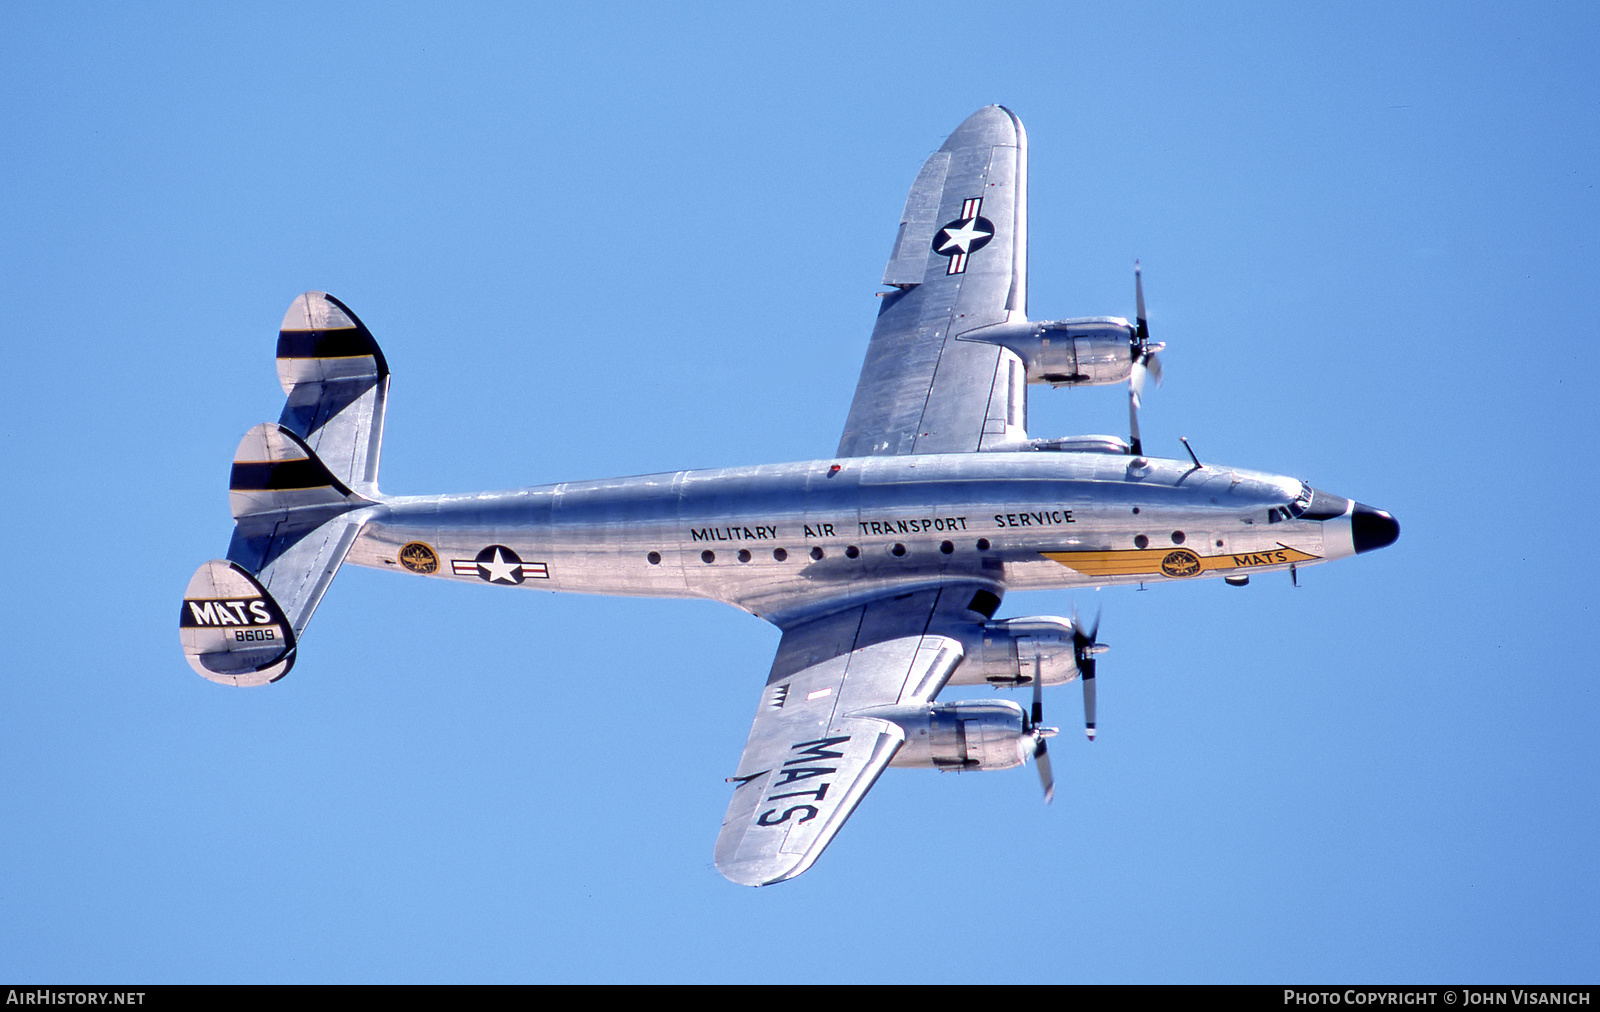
[[645, 531, 1219, 565], [644, 539, 993, 566]]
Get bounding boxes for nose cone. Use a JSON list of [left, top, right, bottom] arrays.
[[1351, 503, 1400, 554]]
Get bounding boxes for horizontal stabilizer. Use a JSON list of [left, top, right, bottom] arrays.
[[229, 422, 368, 521], [226, 510, 365, 645], [191, 389, 373, 685], [276, 292, 388, 493], [180, 560, 296, 686], [186, 505, 366, 687]]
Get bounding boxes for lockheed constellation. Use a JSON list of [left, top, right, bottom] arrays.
[[181, 107, 1398, 886]]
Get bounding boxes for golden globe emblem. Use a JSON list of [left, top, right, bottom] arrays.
[[399, 541, 439, 575], [1160, 549, 1201, 578]]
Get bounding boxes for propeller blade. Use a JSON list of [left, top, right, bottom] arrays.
[[1074, 611, 1102, 742], [1035, 738, 1055, 804], [1134, 260, 1148, 342], [1127, 263, 1152, 456], [1031, 665, 1045, 727], [1081, 656, 1097, 741], [1128, 384, 1144, 457]]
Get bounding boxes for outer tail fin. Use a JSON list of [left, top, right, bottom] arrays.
[[182, 292, 389, 686], [276, 292, 388, 495], [180, 560, 298, 685]]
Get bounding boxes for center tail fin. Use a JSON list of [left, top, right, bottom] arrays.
[[181, 292, 390, 686]]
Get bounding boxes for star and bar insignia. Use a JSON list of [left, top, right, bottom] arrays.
[[451, 545, 550, 584], [931, 197, 995, 275]]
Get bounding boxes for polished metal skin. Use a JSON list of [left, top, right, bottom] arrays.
[[180, 107, 1398, 887], [350, 453, 1363, 620]]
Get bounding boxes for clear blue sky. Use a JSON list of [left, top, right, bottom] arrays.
[[3, 1, 1596, 983]]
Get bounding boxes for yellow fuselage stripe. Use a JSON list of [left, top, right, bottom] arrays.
[[1042, 545, 1320, 578]]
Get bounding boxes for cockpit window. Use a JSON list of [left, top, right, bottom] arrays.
[[1284, 481, 1314, 519], [1268, 483, 1314, 522], [1274, 482, 1350, 522]]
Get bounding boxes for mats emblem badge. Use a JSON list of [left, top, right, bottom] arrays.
[[398, 542, 439, 575], [1160, 549, 1202, 578]]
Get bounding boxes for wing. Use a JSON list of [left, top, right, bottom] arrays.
[[837, 106, 1030, 457], [714, 585, 996, 886]]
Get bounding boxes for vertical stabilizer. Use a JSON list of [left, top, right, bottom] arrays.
[[180, 560, 297, 686], [276, 292, 388, 495]]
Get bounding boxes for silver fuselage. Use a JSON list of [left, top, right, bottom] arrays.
[[347, 451, 1354, 627]]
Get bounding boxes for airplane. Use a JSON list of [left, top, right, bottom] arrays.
[[179, 106, 1399, 887]]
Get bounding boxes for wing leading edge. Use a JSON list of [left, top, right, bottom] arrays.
[[714, 585, 998, 886], [837, 106, 1030, 457]]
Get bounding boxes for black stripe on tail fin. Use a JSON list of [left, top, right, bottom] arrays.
[[228, 422, 368, 521]]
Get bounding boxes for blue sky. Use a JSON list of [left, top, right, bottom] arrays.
[[2, 1, 1596, 983]]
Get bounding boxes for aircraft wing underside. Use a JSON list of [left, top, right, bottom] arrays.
[[836, 106, 1030, 458], [714, 585, 996, 886]]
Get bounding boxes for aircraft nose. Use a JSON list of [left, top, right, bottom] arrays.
[[1351, 503, 1400, 554]]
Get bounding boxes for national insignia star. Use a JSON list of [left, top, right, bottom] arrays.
[[478, 547, 522, 583], [938, 217, 992, 254]]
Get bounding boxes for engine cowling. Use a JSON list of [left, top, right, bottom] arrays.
[[872, 700, 1032, 771], [965, 317, 1136, 387], [944, 616, 1082, 687]]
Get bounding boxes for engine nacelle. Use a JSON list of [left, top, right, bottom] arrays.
[[866, 700, 1031, 771], [944, 616, 1082, 687], [965, 317, 1136, 387]]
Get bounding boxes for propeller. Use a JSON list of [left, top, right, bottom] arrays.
[[1127, 261, 1166, 456], [1073, 610, 1107, 742], [1020, 611, 1107, 802], [1024, 670, 1059, 804]]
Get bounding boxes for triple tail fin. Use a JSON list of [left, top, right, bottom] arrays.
[[181, 292, 389, 687]]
